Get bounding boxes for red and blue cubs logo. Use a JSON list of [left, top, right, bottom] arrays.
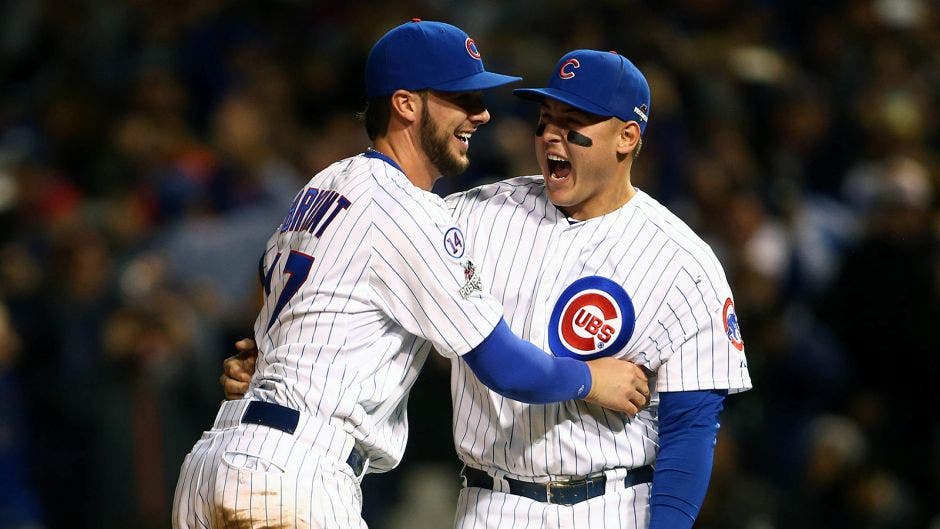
[[723, 298, 744, 351], [548, 276, 635, 360], [559, 58, 580, 79], [466, 38, 481, 59]]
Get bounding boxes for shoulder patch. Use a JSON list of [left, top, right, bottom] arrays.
[[459, 259, 482, 299], [723, 298, 744, 351], [444, 226, 465, 258]]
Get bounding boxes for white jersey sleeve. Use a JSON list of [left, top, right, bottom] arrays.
[[628, 195, 752, 394], [368, 171, 504, 358], [646, 253, 751, 394]]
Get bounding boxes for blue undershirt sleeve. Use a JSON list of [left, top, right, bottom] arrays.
[[462, 319, 592, 403], [649, 389, 727, 529]]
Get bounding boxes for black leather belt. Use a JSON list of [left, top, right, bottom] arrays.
[[461, 465, 654, 506], [241, 400, 367, 475]]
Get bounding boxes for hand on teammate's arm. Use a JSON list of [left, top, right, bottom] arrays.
[[220, 338, 257, 400]]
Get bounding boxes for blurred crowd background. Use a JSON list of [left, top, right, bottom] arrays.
[[1, 1, 938, 528]]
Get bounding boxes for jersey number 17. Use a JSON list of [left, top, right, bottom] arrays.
[[262, 250, 316, 331]]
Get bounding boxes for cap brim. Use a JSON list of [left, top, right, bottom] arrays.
[[513, 87, 616, 119], [432, 71, 523, 92]]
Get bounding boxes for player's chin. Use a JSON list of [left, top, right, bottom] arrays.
[[437, 151, 470, 177], [545, 186, 575, 208], [453, 152, 470, 172]]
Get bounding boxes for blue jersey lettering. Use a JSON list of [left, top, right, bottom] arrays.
[[279, 186, 352, 238]]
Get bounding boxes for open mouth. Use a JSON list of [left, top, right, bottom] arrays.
[[454, 131, 473, 147], [547, 153, 572, 179]]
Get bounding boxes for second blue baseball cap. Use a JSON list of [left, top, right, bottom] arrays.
[[514, 50, 651, 133], [365, 19, 522, 98]]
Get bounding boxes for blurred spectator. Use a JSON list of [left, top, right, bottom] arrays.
[[782, 414, 871, 528], [88, 285, 220, 529], [821, 155, 939, 524], [697, 425, 779, 529], [0, 301, 44, 529]]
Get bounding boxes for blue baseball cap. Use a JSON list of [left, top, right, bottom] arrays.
[[365, 19, 522, 98], [514, 50, 651, 133]]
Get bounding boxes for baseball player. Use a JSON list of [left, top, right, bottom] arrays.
[[224, 49, 752, 529], [173, 22, 650, 529], [446, 50, 752, 529]]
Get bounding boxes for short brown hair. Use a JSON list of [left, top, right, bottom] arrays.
[[358, 97, 390, 141], [358, 91, 430, 140]]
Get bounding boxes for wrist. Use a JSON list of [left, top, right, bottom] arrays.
[[583, 360, 598, 400]]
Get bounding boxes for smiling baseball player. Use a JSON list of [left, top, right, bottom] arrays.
[[218, 49, 751, 529], [173, 23, 651, 529]]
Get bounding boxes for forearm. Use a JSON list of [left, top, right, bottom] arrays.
[[462, 319, 591, 403], [649, 389, 726, 529]]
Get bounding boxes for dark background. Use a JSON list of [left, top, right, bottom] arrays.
[[1, 1, 938, 528]]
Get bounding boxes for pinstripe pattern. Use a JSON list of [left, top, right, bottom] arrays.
[[447, 176, 751, 528], [174, 153, 505, 528], [172, 401, 368, 528]]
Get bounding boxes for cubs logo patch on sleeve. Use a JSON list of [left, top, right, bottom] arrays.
[[548, 276, 636, 360], [723, 298, 744, 351]]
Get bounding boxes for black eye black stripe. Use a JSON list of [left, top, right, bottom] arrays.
[[567, 130, 593, 147]]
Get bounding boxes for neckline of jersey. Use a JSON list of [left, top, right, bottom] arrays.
[[364, 148, 404, 173]]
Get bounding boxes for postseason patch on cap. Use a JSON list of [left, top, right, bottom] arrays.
[[548, 276, 636, 360]]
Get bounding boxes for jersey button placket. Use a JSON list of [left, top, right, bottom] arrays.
[[539, 224, 579, 477]]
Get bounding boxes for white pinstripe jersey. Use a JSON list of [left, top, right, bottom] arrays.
[[244, 151, 503, 472], [446, 175, 752, 479]]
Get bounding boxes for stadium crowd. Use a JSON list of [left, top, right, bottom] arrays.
[[0, 1, 937, 528]]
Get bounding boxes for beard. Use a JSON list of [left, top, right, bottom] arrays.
[[420, 107, 469, 178]]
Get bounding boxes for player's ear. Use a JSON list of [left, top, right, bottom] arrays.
[[389, 89, 421, 124], [616, 120, 641, 157]]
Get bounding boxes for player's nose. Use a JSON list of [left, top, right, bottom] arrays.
[[469, 106, 490, 125], [541, 122, 564, 142]]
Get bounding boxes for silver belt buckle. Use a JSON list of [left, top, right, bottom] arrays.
[[546, 475, 574, 504]]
